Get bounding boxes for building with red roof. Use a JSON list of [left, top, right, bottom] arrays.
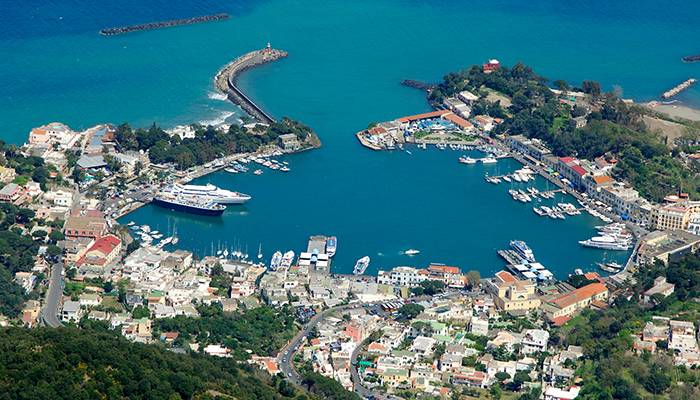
[[542, 282, 608, 321], [76, 234, 122, 275]]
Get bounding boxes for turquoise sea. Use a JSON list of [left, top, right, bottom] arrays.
[[3, 0, 699, 276]]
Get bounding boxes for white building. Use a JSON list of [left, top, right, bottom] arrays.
[[521, 329, 550, 354], [377, 266, 427, 287]]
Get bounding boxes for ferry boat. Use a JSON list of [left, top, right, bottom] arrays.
[[579, 236, 631, 251], [165, 183, 251, 204], [153, 193, 226, 216], [269, 251, 283, 271], [459, 156, 477, 164], [353, 256, 370, 275], [510, 240, 536, 262], [326, 236, 337, 257], [404, 249, 420, 256]]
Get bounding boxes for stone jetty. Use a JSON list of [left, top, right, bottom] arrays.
[[100, 13, 229, 36], [214, 44, 288, 124]]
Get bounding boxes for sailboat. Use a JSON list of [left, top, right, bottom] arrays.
[[257, 243, 263, 259]]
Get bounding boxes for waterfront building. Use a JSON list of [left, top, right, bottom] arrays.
[[377, 266, 428, 287], [482, 59, 500, 73], [485, 271, 541, 312], [541, 282, 608, 323], [457, 90, 479, 104], [506, 134, 552, 161], [637, 229, 700, 266], [556, 157, 588, 190], [28, 122, 82, 150], [278, 133, 301, 152], [593, 181, 651, 223], [650, 201, 700, 231]]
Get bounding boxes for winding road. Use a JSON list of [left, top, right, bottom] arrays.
[[40, 261, 64, 327]]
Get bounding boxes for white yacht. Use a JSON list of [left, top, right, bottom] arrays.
[[167, 183, 251, 204]]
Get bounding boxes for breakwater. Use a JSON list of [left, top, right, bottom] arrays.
[[682, 54, 700, 63], [661, 78, 697, 99], [214, 45, 288, 124], [100, 13, 229, 36], [401, 79, 435, 92]]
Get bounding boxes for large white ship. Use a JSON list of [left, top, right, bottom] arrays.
[[164, 183, 251, 204]]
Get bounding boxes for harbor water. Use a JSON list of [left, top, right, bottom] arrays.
[[3, 0, 699, 276]]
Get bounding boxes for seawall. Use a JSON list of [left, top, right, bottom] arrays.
[[214, 47, 288, 124]]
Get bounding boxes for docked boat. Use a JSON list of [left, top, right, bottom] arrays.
[[579, 236, 631, 251], [480, 156, 497, 164], [533, 207, 547, 216], [404, 249, 420, 256], [280, 250, 295, 269], [165, 183, 251, 204], [269, 251, 283, 271], [459, 156, 477, 164], [224, 167, 239, 174], [353, 256, 370, 275], [152, 193, 226, 216], [502, 175, 512, 182], [597, 262, 624, 273], [326, 236, 337, 257], [510, 240, 536, 262]]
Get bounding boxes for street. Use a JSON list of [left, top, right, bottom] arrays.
[[40, 262, 64, 327]]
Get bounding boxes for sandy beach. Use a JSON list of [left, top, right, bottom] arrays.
[[644, 101, 700, 122]]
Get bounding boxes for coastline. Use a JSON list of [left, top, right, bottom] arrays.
[[644, 101, 700, 122]]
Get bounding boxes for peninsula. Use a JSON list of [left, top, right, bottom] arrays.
[[99, 13, 229, 36], [215, 44, 288, 124]]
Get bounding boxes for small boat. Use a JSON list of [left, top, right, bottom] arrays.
[[253, 169, 263, 175], [353, 256, 370, 275], [459, 156, 477, 164], [270, 251, 283, 270], [404, 249, 420, 256], [326, 236, 337, 257], [597, 262, 624, 273], [126, 221, 136, 227], [480, 157, 497, 164], [257, 244, 263, 260], [502, 175, 512, 182], [224, 167, 239, 174], [171, 236, 179, 245]]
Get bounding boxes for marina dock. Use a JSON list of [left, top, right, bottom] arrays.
[[214, 45, 288, 124], [661, 78, 697, 99], [100, 13, 229, 36]]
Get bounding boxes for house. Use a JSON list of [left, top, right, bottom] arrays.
[[482, 59, 500, 73], [544, 386, 580, 400], [0, 183, 22, 203], [643, 276, 675, 303], [61, 300, 83, 322], [14, 272, 36, 293], [21, 300, 42, 327], [411, 336, 437, 357], [469, 316, 489, 336], [0, 166, 16, 183], [669, 320, 698, 352], [160, 332, 180, 343], [78, 293, 102, 307], [64, 210, 107, 239], [278, 134, 301, 152], [204, 344, 232, 358], [521, 329, 550, 354], [541, 282, 608, 322]]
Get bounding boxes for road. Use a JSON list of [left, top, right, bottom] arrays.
[[40, 261, 64, 327]]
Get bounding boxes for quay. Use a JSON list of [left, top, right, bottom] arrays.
[[214, 44, 288, 124], [99, 13, 229, 36], [661, 78, 697, 99]]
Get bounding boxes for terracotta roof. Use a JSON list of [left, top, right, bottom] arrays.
[[559, 156, 576, 164], [495, 270, 517, 283], [87, 234, 121, 256], [428, 265, 461, 275], [583, 272, 604, 282], [551, 315, 571, 326], [443, 113, 474, 129], [570, 165, 587, 176], [397, 110, 450, 122], [552, 283, 608, 309], [592, 176, 612, 185]]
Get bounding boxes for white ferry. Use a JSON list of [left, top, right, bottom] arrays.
[[166, 183, 251, 204]]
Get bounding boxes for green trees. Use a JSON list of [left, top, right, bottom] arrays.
[[113, 119, 314, 171], [153, 305, 297, 360], [301, 371, 360, 400], [398, 303, 424, 320], [0, 327, 306, 400]]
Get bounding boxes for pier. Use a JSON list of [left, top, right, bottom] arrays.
[[400, 79, 436, 92], [100, 13, 229, 36], [214, 44, 288, 124], [661, 78, 697, 99]]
